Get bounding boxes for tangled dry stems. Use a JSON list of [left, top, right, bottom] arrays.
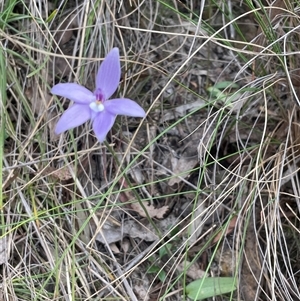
[[1, 1, 300, 300]]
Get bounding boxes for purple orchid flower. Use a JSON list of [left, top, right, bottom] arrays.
[[51, 47, 145, 142]]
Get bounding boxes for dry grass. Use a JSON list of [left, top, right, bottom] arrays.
[[1, 0, 300, 300]]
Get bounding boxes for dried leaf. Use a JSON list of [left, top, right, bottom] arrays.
[[41, 166, 73, 182], [177, 261, 206, 280], [96, 228, 124, 244], [187, 201, 205, 245], [125, 220, 158, 241], [162, 119, 214, 187], [96, 220, 158, 244], [130, 202, 169, 219], [212, 216, 237, 244], [129, 167, 145, 184], [134, 284, 149, 301], [168, 155, 198, 186], [109, 243, 121, 254], [121, 238, 130, 253], [0, 237, 8, 265]]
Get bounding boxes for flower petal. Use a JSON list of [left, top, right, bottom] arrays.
[[55, 104, 91, 134], [51, 83, 95, 104], [104, 98, 146, 117], [92, 111, 116, 142], [96, 48, 120, 99]]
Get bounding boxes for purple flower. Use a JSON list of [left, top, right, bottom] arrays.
[[51, 47, 146, 142]]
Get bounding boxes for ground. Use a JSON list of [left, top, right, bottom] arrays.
[[1, 1, 300, 301]]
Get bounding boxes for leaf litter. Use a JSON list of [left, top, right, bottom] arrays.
[[3, 1, 300, 301], [96, 220, 159, 245], [0, 238, 8, 265]]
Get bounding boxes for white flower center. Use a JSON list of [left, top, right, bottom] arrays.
[[90, 101, 105, 112]]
